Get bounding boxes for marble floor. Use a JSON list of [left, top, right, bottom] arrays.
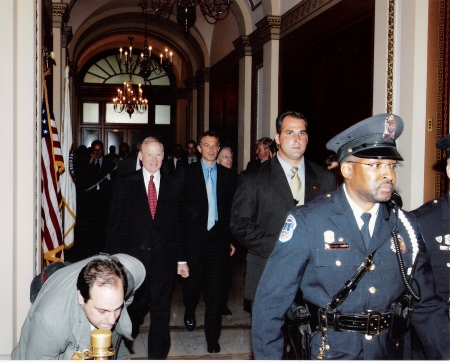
[[130, 254, 254, 360]]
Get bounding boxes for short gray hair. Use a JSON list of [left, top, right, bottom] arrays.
[[141, 137, 164, 151]]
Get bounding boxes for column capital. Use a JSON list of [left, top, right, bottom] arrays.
[[256, 15, 281, 43], [249, 15, 281, 53], [61, 26, 72, 48], [184, 76, 197, 91], [52, 3, 69, 28], [233, 36, 252, 59], [195, 67, 210, 84]]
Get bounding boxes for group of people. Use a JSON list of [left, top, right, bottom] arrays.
[[12, 111, 450, 360]]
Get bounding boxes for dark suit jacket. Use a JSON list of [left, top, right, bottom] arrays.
[[116, 153, 140, 177], [181, 161, 237, 264], [166, 156, 187, 176], [105, 164, 182, 280], [230, 156, 336, 300], [245, 158, 267, 174]]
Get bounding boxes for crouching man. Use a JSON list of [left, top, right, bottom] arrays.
[[11, 254, 145, 360]]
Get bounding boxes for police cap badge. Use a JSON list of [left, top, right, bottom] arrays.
[[326, 113, 404, 162], [436, 134, 450, 162]]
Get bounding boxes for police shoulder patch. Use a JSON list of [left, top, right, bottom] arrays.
[[278, 214, 297, 244]]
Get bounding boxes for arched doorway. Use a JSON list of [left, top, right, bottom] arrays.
[[76, 48, 177, 152]]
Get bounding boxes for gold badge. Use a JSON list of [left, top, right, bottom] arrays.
[[445, 235, 450, 245], [390, 234, 407, 254], [383, 115, 396, 139]]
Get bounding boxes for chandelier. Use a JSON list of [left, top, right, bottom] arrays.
[[113, 37, 148, 118], [113, 33, 173, 117], [142, 0, 232, 36]]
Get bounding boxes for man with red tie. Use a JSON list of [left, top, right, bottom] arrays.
[[106, 137, 188, 359]]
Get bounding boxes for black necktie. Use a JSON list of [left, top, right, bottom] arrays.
[[95, 160, 101, 182], [360, 213, 371, 248]]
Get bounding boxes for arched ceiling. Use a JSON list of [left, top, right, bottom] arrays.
[[62, 0, 303, 85]]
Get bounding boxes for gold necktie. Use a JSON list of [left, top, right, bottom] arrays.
[[290, 167, 304, 205]]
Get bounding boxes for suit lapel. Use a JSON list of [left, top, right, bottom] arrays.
[[442, 195, 450, 235], [330, 188, 396, 254], [154, 169, 171, 221], [271, 157, 297, 208], [135, 170, 153, 219], [369, 204, 395, 252], [330, 188, 367, 255], [304, 160, 321, 203], [71, 297, 91, 352]]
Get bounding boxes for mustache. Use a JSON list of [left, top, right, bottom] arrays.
[[379, 180, 394, 187]]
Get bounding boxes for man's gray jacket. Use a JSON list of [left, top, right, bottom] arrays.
[[11, 253, 145, 360]]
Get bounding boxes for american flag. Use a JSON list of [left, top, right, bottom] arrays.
[[41, 74, 65, 263]]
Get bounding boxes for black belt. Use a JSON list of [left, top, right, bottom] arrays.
[[325, 310, 392, 335]]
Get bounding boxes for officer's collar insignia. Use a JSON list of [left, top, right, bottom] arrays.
[[278, 214, 297, 244], [383, 114, 396, 139], [436, 236, 443, 243], [391, 234, 406, 254], [445, 235, 450, 245]]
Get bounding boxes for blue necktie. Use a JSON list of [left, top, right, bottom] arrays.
[[206, 167, 215, 230], [360, 213, 372, 248]]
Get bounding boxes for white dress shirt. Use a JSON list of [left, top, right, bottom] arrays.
[[142, 167, 161, 198], [277, 154, 306, 196], [343, 184, 379, 236]]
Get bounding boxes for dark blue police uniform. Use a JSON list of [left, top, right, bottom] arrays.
[[406, 134, 450, 359], [412, 194, 450, 304], [251, 114, 450, 360]]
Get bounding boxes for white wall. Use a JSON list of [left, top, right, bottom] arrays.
[[0, 0, 37, 357], [373, 0, 428, 211]]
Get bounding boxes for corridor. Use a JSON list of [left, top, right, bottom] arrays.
[[130, 256, 253, 359]]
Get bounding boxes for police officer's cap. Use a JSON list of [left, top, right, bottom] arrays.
[[326, 113, 404, 162], [436, 134, 450, 154]]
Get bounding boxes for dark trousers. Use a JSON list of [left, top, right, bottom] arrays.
[[221, 253, 235, 312], [182, 225, 227, 343], [127, 272, 175, 359]]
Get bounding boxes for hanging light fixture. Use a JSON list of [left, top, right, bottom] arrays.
[[141, 0, 232, 36], [139, 4, 173, 83], [113, 33, 173, 118], [113, 37, 148, 118]]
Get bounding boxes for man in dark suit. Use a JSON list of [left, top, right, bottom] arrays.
[[245, 137, 272, 173], [252, 114, 449, 359], [185, 139, 199, 164], [167, 143, 187, 175], [76, 140, 116, 256], [105, 137, 188, 359], [230, 111, 336, 304], [181, 131, 237, 354]]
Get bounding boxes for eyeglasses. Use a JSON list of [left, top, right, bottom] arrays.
[[346, 161, 403, 172], [220, 155, 233, 159], [201, 144, 219, 150]]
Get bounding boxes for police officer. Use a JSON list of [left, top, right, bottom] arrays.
[[407, 134, 450, 358], [251, 114, 450, 360]]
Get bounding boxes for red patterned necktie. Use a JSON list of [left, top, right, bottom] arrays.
[[148, 175, 157, 219]]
